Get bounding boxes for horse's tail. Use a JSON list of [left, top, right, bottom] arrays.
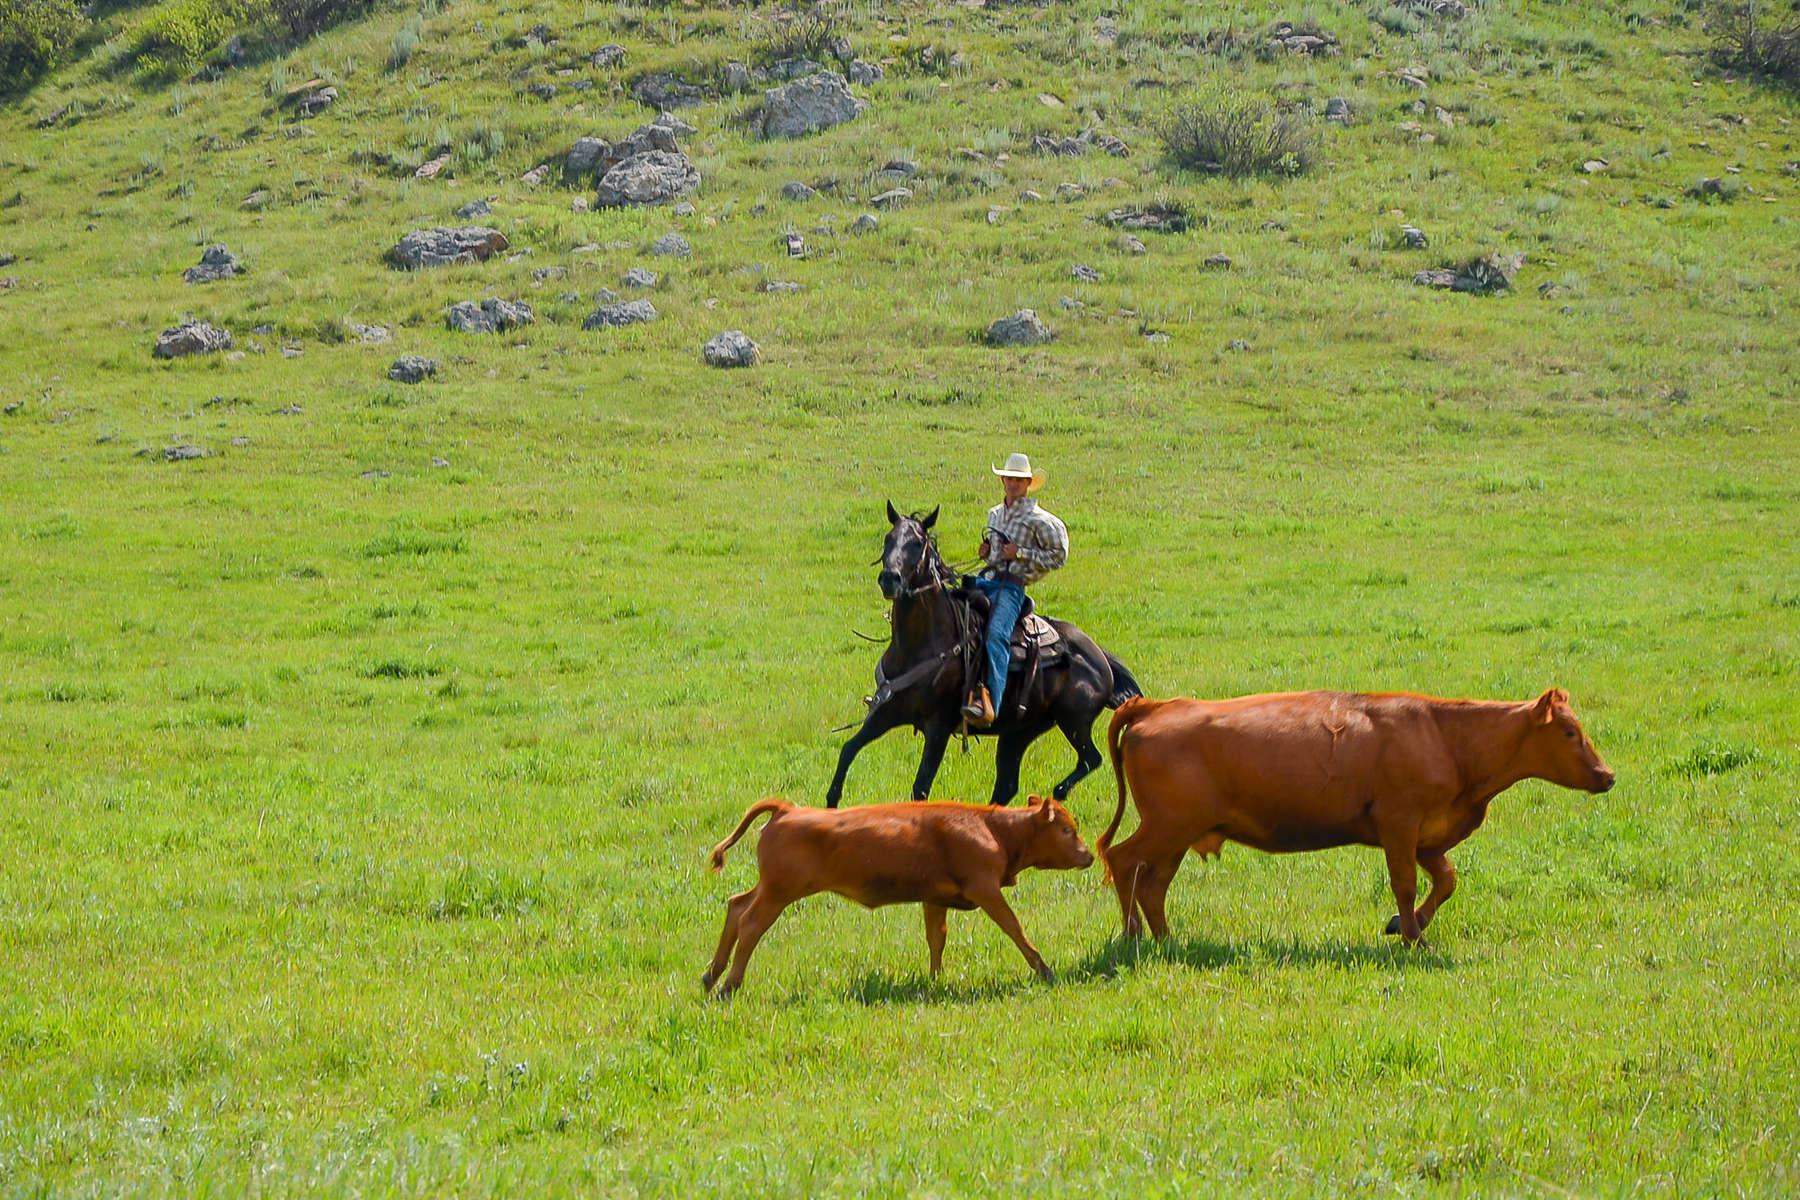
[[1104, 652, 1143, 708], [1098, 697, 1160, 882], [708, 799, 792, 873]]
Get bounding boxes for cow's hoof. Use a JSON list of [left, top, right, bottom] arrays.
[[1383, 915, 1401, 936], [700, 970, 717, 990], [1035, 965, 1057, 984]]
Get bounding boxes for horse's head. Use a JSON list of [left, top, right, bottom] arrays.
[[878, 501, 942, 600]]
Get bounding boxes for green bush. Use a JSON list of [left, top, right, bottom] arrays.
[[0, 0, 85, 93], [269, 0, 372, 40], [1158, 87, 1316, 178], [1708, 1, 1800, 90], [134, 0, 244, 71]]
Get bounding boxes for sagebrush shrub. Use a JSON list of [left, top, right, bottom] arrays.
[[1158, 88, 1316, 177], [1708, 1, 1800, 89]]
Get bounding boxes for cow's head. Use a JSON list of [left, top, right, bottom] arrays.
[[1524, 688, 1616, 793], [1019, 795, 1095, 871]]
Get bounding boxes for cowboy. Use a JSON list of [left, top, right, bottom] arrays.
[[963, 452, 1069, 727]]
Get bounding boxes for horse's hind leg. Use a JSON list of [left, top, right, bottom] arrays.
[[1050, 712, 1104, 801]]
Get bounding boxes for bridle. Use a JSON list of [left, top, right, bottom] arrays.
[[881, 520, 956, 600]]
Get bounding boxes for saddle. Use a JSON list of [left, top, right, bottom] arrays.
[[957, 583, 1066, 669]]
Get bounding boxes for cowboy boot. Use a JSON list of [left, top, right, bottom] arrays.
[[963, 686, 996, 728]]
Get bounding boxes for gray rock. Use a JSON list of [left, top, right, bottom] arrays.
[[761, 280, 803, 293], [294, 86, 337, 118], [520, 164, 550, 186], [871, 187, 912, 209], [1401, 224, 1428, 249], [163, 444, 207, 460], [623, 267, 659, 288], [672, 201, 696, 217], [593, 287, 620, 304], [1058, 296, 1083, 311], [349, 322, 392, 343], [1143, 330, 1171, 344], [1325, 96, 1350, 122], [583, 299, 659, 329], [183, 244, 244, 284], [445, 298, 535, 332], [851, 213, 878, 234], [769, 56, 826, 82], [845, 59, 883, 86], [783, 231, 808, 256], [781, 180, 816, 201], [1414, 251, 1523, 293], [703, 329, 761, 367], [653, 112, 698, 136], [1070, 263, 1100, 282], [758, 71, 867, 139], [455, 198, 492, 219], [987, 310, 1053, 347], [388, 355, 438, 383], [388, 226, 509, 269], [595, 150, 700, 207], [824, 34, 854, 64], [567, 136, 609, 176], [592, 43, 625, 69], [153, 321, 232, 358], [877, 158, 918, 180], [431, 456, 450, 467], [1227, 338, 1249, 351], [1203, 253, 1232, 269], [650, 233, 691, 258], [631, 70, 706, 109], [724, 61, 750, 91]]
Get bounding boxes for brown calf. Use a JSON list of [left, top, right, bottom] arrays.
[[1100, 688, 1615, 944], [703, 795, 1093, 997]]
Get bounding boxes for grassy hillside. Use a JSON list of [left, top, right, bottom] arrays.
[[2, 0, 1797, 1194]]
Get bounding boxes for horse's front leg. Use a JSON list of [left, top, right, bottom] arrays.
[[826, 706, 902, 808], [911, 716, 957, 801]]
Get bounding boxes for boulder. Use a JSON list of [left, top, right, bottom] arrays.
[[183, 244, 244, 284], [703, 329, 761, 367], [349, 322, 392, 343], [455, 198, 492, 219], [388, 226, 509, 269], [1413, 251, 1523, 293], [781, 180, 817, 201], [987, 310, 1053, 347], [153, 321, 233, 358], [631, 70, 706, 109], [1070, 263, 1100, 282], [445, 298, 535, 332], [623, 267, 658, 288], [388, 356, 438, 383], [583, 299, 659, 329], [845, 59, 883, 86], [650, 233, 691, 257], [757, 72, 867, 139], [850, 214, 878, 234], [592, 43, 625, 68], [567, 136, 609, 176], [871, 187, 911, 209], [595, 150, 700, 207]]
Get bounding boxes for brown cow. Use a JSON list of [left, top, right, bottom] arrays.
[[1100, 688, 1615, 944], [703, 795, 1093, 996]]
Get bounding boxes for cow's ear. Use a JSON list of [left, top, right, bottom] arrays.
[[886, 499, 901, 525], [921, 506, 939, 531], [1533, 689, 1558, 724]]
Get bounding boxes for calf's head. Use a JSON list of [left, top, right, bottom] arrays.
[[1019, 795, 1095, 871], [1524, 688, 1616, 794]]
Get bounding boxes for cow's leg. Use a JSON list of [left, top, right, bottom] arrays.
[[714, 890, 795, 998], [1135, 851, 1187, 941], [825, 707, 902, 808], [1381, 833, 1425, 945], [922, 903, 948, 976], [967, 887, 1055, 981], [911, 717, 956, 801], [1050, 713, 1104, 802], [1108, 834, 1149, 939], [989, 730, 1030, 806], [703, 888, 756, 990], [1386, 852, 1457, 935]]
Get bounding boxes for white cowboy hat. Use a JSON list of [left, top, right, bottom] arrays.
[[992, 452, 1047, 491]]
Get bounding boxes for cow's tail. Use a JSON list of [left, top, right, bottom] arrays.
[[1098, 697, 1160, 882], [708, 799, 792, 873], [1103, 652, 1143, 709]]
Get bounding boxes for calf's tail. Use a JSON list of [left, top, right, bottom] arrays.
[[1098, 697, 1159, 882], [708, 799, 792, 872]]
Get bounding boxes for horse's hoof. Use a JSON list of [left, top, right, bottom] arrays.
[[1383, 915, 1401, 936]]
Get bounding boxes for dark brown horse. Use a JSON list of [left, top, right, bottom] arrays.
[[825, 505, 1141, 808]]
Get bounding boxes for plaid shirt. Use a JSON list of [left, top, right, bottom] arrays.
[[980, 497, 1068, 587]]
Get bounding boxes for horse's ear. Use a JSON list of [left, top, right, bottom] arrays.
[[921, 506, 939, 531], [886, 499, 901, 525]]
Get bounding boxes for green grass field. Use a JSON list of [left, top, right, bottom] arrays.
[[2, 0, 1798, 1193]]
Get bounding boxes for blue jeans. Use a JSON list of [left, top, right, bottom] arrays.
[[970, 578, 1025, 712]]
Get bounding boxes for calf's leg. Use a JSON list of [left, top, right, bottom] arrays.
[[967, 887, 1055, 981], [1381, 832, 1425, 944], [714, 890, 796, 998], [1385, 852, 1457, 935], [703, 888, 755, 990], [922, 903, 948, 976]]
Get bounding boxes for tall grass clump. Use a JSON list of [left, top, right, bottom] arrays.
[[1708, 1, 1800, 89], [0, 0, 84, 94], [388, 14, 421, 70], [1158, 86, 1316, 177], [132, 0, 245, 74]]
